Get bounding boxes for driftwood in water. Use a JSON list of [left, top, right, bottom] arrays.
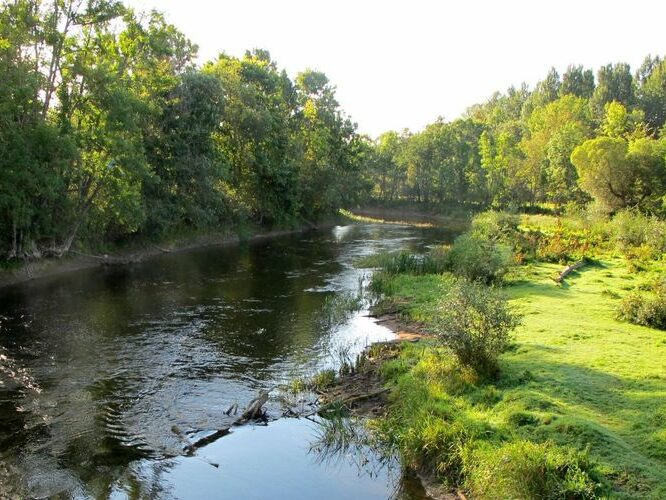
[[169, 391, 270, 458], [237, 391, 269, 423], [338, 388, 390, 407], [152, 244, 171, 253], [552, 259, 587, 283], [69, 250, 141, 266], [189, 428, 231, 450], [224, 402, 238, 416]]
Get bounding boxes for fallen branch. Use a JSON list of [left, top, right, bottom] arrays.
[[169, 392, 270, 456], [236, 391, 269, 424], [324, 387, 391, 408], [552, 259, 587, 284], [189, 427, 231, 450]]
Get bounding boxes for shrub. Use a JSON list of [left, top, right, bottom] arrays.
[[463, 440, 601, 499], [617, 290, 666, 330], [645, 218, 666, 254], [433, 279, 521, 379], [612, 208, 649, 249], [470, 210, 520, 242], [611, 208, 666, 255], [311, 369, 336, 390], [446, 233, 513, 284]]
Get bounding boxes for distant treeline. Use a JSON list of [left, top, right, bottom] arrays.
[[0, 0, 366, 260], [364, 60, 666, 215]]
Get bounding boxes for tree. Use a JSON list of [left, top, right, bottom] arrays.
[[143, 71, 227, 235], [205, 50, 300, 224], [294, 68, 363, 218], [560, 65, 595, 98], [590, 63, 636, 119], [636, 55, 666, 134], [571, 135, 665, 212], [600, 101, 645, 139], [370, 131, 407, 202], [519, 95, 592, 205]]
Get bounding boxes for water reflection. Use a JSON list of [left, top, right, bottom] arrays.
[[0, 224, 457, 498]]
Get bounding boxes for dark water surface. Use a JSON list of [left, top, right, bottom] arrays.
[[0, 224, 455, 499]]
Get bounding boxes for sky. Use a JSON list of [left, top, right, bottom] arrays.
[[125, 0, 666, 137]]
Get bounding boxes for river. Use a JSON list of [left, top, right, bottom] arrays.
[[0, 223, 456, 499]]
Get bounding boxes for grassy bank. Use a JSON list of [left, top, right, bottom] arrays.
[[340, 207, 471, 231], [365, 213, 666, 498]]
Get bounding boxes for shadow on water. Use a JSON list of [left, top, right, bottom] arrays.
[[0, 224, 457, 498]]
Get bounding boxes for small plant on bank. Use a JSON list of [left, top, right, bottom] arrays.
[[319, 292, 363, 330], [311, 369, 337, 390], [433, 279, 521, 379], [289, 368, 337, 394], [357, 249, 449, 275]]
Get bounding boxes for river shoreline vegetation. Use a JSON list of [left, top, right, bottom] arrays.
[[3, 1, 666, 499], [1, 0, 367, 263], [325, 208, 664, 499], [3, 1, 666, 270]]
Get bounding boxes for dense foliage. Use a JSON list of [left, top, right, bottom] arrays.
[[3, 1, 666, 263], [0, 0, 366, 259], [364, 61, 666, 215]]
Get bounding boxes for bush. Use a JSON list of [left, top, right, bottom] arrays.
[[470, 210, 520, 242], [446, 232, 513, 283], [612, 209, 650, 248], [463, 440, 601, 499], [617, 290, 666, 330], [645, 218, 666, 254], [611, 208, 666, 255], [433, 279, 521, 379]]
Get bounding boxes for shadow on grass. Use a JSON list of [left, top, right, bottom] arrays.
[[497, 350, 666, 488], [502, 350, 666, 416]]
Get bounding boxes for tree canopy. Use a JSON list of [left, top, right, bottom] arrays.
[[2, 1, 666, 262]]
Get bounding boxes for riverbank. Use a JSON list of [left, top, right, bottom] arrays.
[[2, 222, 445, 498], [0, 206, 469, 289], [0, 221, 339, 289], [320, 211, 666, 498]]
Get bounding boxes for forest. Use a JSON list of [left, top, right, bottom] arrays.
[[366, 62, 666, 213], [0, 0, 366, 260], [2, 1, 666, 263]]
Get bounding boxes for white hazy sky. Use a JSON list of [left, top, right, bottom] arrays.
[[125, 0, 666, 137]]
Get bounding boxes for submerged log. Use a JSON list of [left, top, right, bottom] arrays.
[[552, 259, 587, 284]]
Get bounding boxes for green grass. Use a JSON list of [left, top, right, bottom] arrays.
[[372, 256, 666, 498]]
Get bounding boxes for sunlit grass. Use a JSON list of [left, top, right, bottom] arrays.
[[373, 256, 666, 497], [339, 208, 437, 228]]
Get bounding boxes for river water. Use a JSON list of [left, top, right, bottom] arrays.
[[0, 223, 455, 499]]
